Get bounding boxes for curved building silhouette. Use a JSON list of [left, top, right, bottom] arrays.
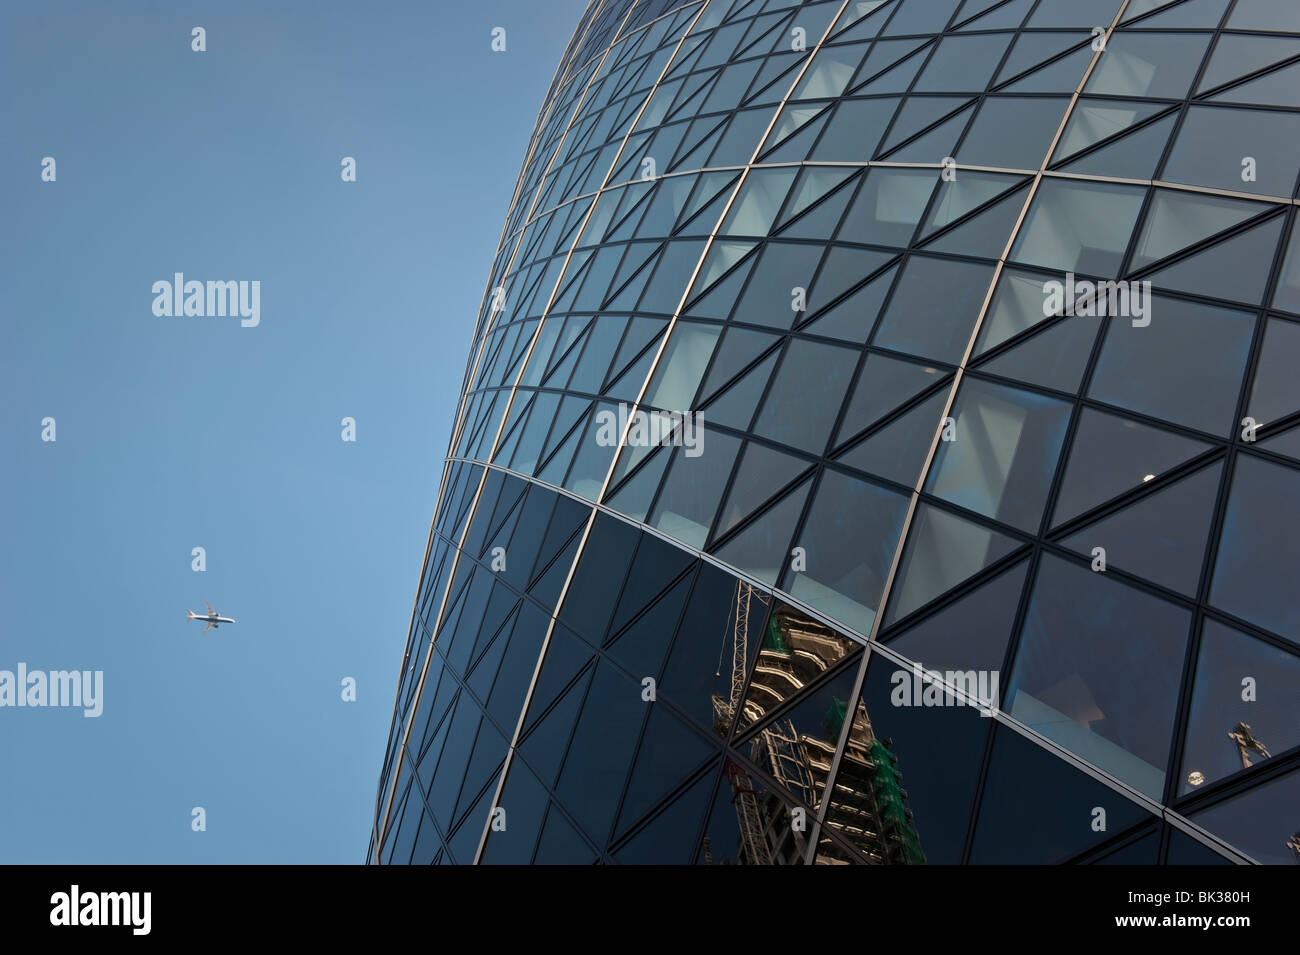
[[370, 0, 1300, 865]]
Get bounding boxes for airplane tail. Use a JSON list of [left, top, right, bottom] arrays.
[[186, 610, 197, 620]]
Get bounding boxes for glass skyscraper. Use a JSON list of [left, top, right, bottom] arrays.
[[370, 0, 1300, 865]]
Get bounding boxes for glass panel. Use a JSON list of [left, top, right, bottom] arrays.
[[872, 257, 996, 365], [886, 559, 1027, 675], [1272, 221, 1300, 314], [1190, 768, 1300, 864], [613, 764, 720, 864], [658, 563, 761, 736], [720, 166, 799, 236], [1009, 178, 1145, 276], [1088, 296, 1255, 436], [713, 479, 811, 586], [1179, 619, 1300, 797], [643, 321, 722, 411], [885, 503, 1021, 623], [836, 168, 937, 248], [781, 468, 910, 635], [970, 723, 1154, 862], [753, 339, 859, 453], [1227, 0, 1300, 31], [1211, 454, 1300, 644], [733, 242, 827, 328], [556, 513, 637, 644], [553, 661, 650, 847], [1052, 408, 1211, 526], [1061, 463, 1221, 597], [1083, 32, 1211, 99], [957, 96, 1070, 169], [480, 760, 549, 864], [837, 352, 944, 443], [1053, 99, 1168, 162], [1162, 106, 1300, 198], [1131, 190, 1266, 270], [1247, 317, 1300, 425], [717, 441, 811, 536], [1007, 553, 1192, 799], [649, 429, 741, 548], [837, 387, 950, 488], [914, 33, 1010, 91], [975, 314, 1099, 395], [925, 376, 1073, 532]]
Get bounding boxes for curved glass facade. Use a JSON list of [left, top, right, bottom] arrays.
[[370, 0, 1300, 865]]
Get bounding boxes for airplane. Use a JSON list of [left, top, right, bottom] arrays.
[[187, 600, 236, 634]]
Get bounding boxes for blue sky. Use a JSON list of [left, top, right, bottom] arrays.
[[0, 0, 587, 863]]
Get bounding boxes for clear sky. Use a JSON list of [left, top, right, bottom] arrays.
[[0, 0, 588, 863]]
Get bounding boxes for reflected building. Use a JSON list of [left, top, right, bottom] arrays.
[[371, 0, 1300, 865]]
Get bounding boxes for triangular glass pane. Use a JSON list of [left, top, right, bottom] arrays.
[[1178, 619, 1300, 797], [775, 182, 855, 239], [1061, 462, 1222, 596], [836, 388, 949, 488], [873, 256, 996, 365], [1052, 99, 1169, 163], [1052, 409, 1212, 526], [519, 662, 593, 785], [700, 326, 781, 401], [958, 0, 1033, 30], [1247, 317, 1300, 426], [996, 31, 1090, 85], [913, 33, 1011, 93], [716, 442, 811, 538], [879, 97, 972, 154], [885, 504, 1021, 624], [1210, 60, 1300, 109], [605, 446, 670, 523], [885, 559, 1027, 675], [701, 351, 776, 431], [974, 313, 1099, 394], [836, 168, 936, 248], [1007, 553, 1192, 800], [970, 723, 1154, 862], [1059, 113, 1176, 180], [1001, 44, 1095, 94], [737, 608, 861, 738], [1132, 191, 1270, 270], [973, 268, 1064, 355], [836, 351, 944, 445], [921, 173, 1024, 237], [713, 479, 811, 587], [884, 104, 976, 162], [845, 36, 927, 88], [921, 185, 1027, 257], [606, 573, 693, 682], [758, 108, 829, 163], [851, 46, 929, 94], [1124, 0, 1227, 27], [613, 763, 720, 864], [1189, 766, 1300, 864], [1197, 34, 1300, 93], [797, 263, 897, 344], [777, 167, 858, 229], [1144, 216, 1285, 306]]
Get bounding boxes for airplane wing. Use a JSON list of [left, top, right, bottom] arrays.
[[202, 621, 215, 635], [204, 600, 215, 616]]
